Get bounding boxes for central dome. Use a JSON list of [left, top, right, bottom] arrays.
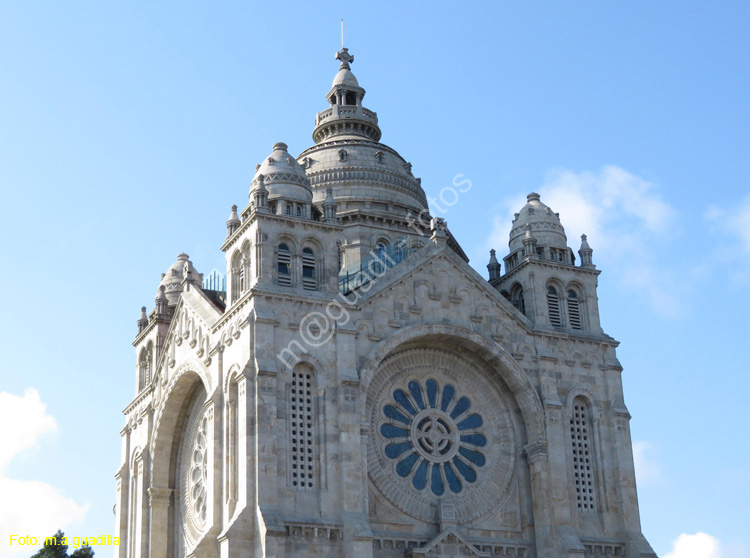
[[300, 48, 428, 216]]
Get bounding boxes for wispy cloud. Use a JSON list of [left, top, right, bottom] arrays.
[[483, 166, 689, 317], [0, 389, 88, 557], [705, 197, 750, 285], [632, 440, 662, 487]]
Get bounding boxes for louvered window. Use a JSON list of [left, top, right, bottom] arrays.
[[568, 290, 582, 330], [547, 286, 562, 326], [570, 399, 596, 511], [302, 248, 316, 290], [290, 367, 316, 490], [278, 244, 292, 287]]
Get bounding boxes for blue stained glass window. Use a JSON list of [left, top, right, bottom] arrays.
[[460, 433, 487, 447], [457, 413, 483, 430], [408, 380, 425, 410], [381, 378, 486, 496], [450, 396, 471, 419], [385, 441, 412, 459], [458, 446, 486, 467], [440, 384, 455, 411], [444, 461, 462, 493], [393, 389, 417, 416], [381, 424, 409, 438], [452, 456, 477, 483], [396, 452, 419, 477], [384, 404, 410, 424], [426, 379, 438, 409], [431, 464, 444, 495], [412, 459, 429, 490]]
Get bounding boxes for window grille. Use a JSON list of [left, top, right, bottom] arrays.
[[568, 290, 582, 330], [302, 248, 316, 290], [547, 286, 562, 327], [278, 244, 292, 287], [570, 400, 596, 511], [290, 368, 316, 490]]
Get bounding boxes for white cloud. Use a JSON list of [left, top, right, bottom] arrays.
[[632, 440, 661, 487], [483, 165, 688, 317], [0, 389, 88, 557], [705, 197, 750, 285], [663, 532, 722, 558]]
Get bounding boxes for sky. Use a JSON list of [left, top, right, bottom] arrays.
[[0, 1, 748, 557]]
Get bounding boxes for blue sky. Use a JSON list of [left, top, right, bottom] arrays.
[[0, 1, 748, 557]]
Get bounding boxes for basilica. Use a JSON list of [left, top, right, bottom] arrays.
[[116, 48, 656, 558]]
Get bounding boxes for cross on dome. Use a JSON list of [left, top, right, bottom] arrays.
[[335, 47, 354, 70]]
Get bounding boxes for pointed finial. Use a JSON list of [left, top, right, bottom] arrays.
[[341, 18, 344, 49], [487, 249, 501, 281], [137, 306, 149, 333]]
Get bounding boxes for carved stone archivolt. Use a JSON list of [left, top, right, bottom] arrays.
[[367, 347, 516, 523], [175, 385, 210, 553]]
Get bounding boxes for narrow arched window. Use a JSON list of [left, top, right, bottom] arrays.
[[137, 343, 152, 391], [289, 365, 317, 490], [231, 251, 242, 303], [547, 286, 562, 327], [278, 244, 292, 287], [568, 289, 582, 330], [302, 247, 316, 290], [570, 397, 596, 511], [510, 283, 525, 315], [138, 349, 148, 391]]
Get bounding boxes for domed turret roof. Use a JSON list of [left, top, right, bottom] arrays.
[[508, 193, 568, 253], [157, 253, 201, 305], [251, 142, 312, 205], [332, 68, 359, 88]]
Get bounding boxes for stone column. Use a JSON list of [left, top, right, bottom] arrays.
[[524, 440, 556, 558], [336, 325, 373, 558], [148, 486, 173, 558]]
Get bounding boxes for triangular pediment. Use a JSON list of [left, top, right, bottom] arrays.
[[406, 527, 490, 557], [348, 241, 531, 334]]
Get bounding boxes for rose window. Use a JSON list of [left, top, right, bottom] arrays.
[[380, 378, 487, 495]]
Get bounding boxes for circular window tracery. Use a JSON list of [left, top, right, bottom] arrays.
[[367, 348, 516, 523], [380, 378, 487, 495]]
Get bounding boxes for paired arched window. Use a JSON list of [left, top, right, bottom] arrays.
[[510, 283, 525, 315], [230, 246, 251, 303], [302, 248, 316, 290], [570, 396, 596, 512], [547, 286, 562, 327], [138, 343, 152, 391], [278, 244, 292, 287], [568, 289, 582, 330], [289, 365, 317, 490]]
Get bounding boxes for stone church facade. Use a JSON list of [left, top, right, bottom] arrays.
[[116, 48, 656, 558]]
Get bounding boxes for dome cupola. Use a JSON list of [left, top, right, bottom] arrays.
[[251, 142, 313, 206], [508, 193, 568, 254], [312, 48, 382, 143], [299, 48, 428, 216], [157, 253, 202, 305]]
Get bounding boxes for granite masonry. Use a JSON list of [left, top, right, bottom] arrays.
[[115, 48, 657, 558]]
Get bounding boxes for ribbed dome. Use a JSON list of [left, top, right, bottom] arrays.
[[508, 193, 568, 253], [157, 253, 201, 305], [298, 141, 427, 214], [251, 142, 312, 204]]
